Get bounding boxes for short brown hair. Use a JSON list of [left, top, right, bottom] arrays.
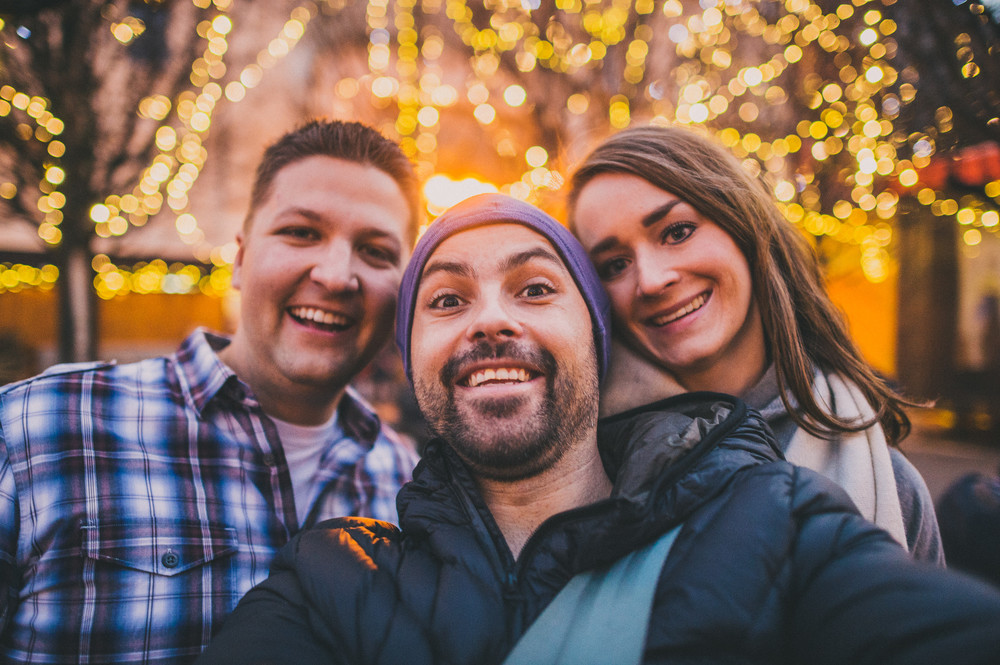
[[567, 124, 912, 444], [245, 119, 420, 244]]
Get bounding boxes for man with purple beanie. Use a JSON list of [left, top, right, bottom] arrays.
[[198, 194, 1000, 665]]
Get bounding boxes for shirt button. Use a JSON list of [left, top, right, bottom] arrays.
[[262, 453, 275, 466], [161, 550, 180, 569]]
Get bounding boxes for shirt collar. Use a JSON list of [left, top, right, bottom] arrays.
[[742, 363, 780, 412], [174, 328, 383, 447], [174, 329, 243, 415], [338, 386, 382, 448], [743, 363, 810, 419]]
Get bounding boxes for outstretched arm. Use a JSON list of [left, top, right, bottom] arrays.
[[195, 540, 338, 665], [787, 469, 1000, 665], [197, 517, 410, 665]]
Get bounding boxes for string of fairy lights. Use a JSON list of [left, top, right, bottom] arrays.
[[1, 0, 999, 298], [2, 0, 324, 298]]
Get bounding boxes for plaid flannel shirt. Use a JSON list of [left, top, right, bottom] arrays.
[[0, 330, 418, 664]]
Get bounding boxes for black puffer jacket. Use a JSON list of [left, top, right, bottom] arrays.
[[198, 394, 1000, 665]]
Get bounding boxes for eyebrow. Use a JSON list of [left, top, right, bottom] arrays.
[[640, 200, 683, 228], [499, 247, 565, 273], [420, 246, 565, 283], [587, 199, 684, 257], [277, 207, 322, 223], [421, 259, 475, 281]]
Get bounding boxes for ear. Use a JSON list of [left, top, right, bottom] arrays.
[[230, 234, 245, 290], [599, 337, 685, 417]]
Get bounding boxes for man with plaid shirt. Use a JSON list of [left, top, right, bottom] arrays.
[[0, 119, 421, 664]]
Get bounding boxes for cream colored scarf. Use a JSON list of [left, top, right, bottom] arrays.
[[784, 370, 907, 546]]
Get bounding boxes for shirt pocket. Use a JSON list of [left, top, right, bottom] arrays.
[[79, 519, 238, 577]]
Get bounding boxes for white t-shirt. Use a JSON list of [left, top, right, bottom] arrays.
[[271, 411, 340, 526]]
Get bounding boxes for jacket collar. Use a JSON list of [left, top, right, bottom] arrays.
[[398, 393, 781, 578]]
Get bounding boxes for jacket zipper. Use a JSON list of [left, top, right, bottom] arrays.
[[447, 463, 527, 642]]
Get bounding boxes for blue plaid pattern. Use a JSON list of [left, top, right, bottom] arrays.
[[0, 330, 418, 664]]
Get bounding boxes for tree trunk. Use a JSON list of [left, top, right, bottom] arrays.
[[56, 243, 97, 363]]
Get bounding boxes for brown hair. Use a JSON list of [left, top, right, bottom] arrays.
[[567, 124, 912, 444], [245, 119, 420, 244]]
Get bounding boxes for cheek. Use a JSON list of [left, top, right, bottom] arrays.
[[725, 256, 754, 307], [239, 248, 289, 287], [604, 282, 638, 322], [231, 263, 263, 300], [359, 273, 402, 315], [738, 289, 757, 330], [410, 342, 444, 390], [367, 289, 399, 316], [362, 267, 403, 296]]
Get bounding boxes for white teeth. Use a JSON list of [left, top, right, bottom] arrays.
[[467, 367, 531, 387], [289, 306, 349, 327], [654, 293, 708, 325]]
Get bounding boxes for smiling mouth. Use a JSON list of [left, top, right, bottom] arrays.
[[652, 292, 709, 326], [463, 367, 538, 387], [288, 306, 351, 331]]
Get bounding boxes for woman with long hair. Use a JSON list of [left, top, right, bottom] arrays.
[[567, 124, 941, 562]]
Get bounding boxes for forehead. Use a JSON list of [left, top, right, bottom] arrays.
[[252, 155, 411, 237], [420, 223, 568, 282], [575, 172, 679, 214], [573, 173, 690, 247]]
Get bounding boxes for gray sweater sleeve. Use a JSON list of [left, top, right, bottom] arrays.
[[890, 447, 946, 566]]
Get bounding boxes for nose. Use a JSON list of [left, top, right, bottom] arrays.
[[634, 248, 680, 297], [466, 290, 523, 342], [309, 240, 360, 293]]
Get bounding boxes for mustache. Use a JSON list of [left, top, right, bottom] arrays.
[[439, 340, 556, 387]]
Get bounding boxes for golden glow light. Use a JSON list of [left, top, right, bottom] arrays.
[[423, 174, 498, 217], [8, 0, 994, 297]]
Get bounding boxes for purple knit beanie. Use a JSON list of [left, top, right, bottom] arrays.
[[396, 193, 611, 385]]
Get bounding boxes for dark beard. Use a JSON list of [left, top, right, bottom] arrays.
[[414, 339, 598, 481]]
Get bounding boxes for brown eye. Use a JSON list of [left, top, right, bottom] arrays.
[[278, 226, 319, 241], [598, 257, 630, 280], [429, 293, 463, 309], [521, 283, 553, 298], [661, 222, 696, 245], [360, 243, 399, 266]]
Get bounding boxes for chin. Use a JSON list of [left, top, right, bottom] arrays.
[[281, 365, 349, 390]]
